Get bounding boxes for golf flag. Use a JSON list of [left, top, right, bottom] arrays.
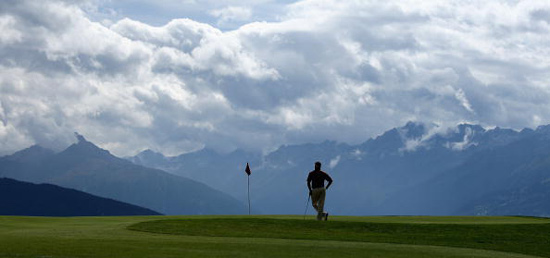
[[245, 162, 251, 215], [245, 162, 251, 176]]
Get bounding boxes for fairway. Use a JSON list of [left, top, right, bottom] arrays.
[[0, 215, 549, 257]]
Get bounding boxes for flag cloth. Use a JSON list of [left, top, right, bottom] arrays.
[[245, 163, 251, 176]]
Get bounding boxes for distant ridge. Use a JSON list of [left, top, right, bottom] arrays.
[[0, 178, 161, 216], [129, 122, 550, 217], [0, 134, 248, 215]]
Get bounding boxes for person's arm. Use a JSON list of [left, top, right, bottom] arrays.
[[325, 172, 333, 190], [307, 174, 312, 195]]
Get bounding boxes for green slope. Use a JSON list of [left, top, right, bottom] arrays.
[[0, 215, 548, 258]]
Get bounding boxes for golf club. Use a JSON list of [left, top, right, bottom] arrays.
[[303, 193, 311, 220]]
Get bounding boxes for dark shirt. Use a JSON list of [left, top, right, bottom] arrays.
[[307, 170, 333, 189]]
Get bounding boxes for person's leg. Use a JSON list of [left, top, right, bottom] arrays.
[[311, 188, 324, 220], [311, 188, 321, 212], [317, 188, 326, 215], [317, 188, 327, 220]]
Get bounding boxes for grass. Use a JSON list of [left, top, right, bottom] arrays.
[[0, 215, 549, 257]]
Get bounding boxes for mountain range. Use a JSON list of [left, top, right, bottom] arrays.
[[129, 122, 550, 217], [0, 134, 247, 215], [3, 122, 550, 216], [0, 178, 160, 216]]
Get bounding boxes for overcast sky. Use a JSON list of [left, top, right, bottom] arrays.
[[1, 0, 549, 156]]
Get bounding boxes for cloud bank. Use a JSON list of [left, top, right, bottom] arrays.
[[1, 0, 549, 156]]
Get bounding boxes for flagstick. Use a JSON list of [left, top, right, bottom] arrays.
[[247, 175, 251, 215], [245, 162, 251, 215]]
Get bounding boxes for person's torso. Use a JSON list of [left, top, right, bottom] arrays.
[[309, 170, 329, 189]]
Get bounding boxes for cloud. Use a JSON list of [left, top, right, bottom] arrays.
[[329, 155, 340, 169], [449, 126, 479, 151], [0, 16, 22, 44], [209, 6, 252, 27], [88, 0, 291, 29], [1, 0, 550, 156]]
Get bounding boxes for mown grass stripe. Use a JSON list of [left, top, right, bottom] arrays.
[[128, 217, 550, 257]]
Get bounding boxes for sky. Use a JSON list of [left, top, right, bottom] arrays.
[[0, 0, 549, 156]]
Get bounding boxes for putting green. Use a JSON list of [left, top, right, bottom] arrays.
[[0, 215, 548, 258]]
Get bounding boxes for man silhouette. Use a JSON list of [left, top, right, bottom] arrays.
[[307, 161, 333, 221]]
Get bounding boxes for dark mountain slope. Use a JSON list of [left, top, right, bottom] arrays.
[[0, 178, 160, 216]]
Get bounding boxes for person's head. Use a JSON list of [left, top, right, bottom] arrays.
[[314, 161, 321, 171]]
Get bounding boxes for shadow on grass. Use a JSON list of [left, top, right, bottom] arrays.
[[128, 217, 550, 257]]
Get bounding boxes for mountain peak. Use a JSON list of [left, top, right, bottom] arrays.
[[59, 133, 112, 159], [128, 149, 167, 167], [3, 145, 55, 162], [74, 132, 87, 144], [456, 123, 485, 134], [400, 121, 426, 139], [137, 149, 164, 157], [536, 124, 550, 134]]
